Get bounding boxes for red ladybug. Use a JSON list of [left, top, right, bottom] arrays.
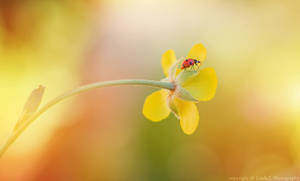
[[181, 59, 201, 70]]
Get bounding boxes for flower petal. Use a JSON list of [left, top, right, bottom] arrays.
[[186, 43, 207, 63], [143, 89, 171, 122], [173, 97, 199, 135], [161, 49, 176, 77], [181, 68, 217, 101]]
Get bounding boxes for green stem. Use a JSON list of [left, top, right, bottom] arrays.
[[0, 79, 174, 158]]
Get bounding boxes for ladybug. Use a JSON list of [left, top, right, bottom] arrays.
[[181, 58, 201, 70]]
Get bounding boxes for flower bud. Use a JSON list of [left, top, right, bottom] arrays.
[[173, 69, 200, 102], [14, 85, 45, 131], [174, 86, 198, 102]]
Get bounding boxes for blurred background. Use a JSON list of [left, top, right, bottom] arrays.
[[0, 0, 300, 180]]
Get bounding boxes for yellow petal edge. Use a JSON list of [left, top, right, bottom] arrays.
[[143, 89, 171, 122], [174, 97, 199, 135], [182, 67, 217, 101], [186, 43, 207, 63], [161, 49, 176, 77]]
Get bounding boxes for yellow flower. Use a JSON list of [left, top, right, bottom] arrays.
[[143, 44, 217, 135]]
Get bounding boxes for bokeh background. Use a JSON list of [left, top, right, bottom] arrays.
[[0, 0, 300, 180]]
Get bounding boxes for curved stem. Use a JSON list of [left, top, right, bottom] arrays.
[[0, 79, 174, 158]]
